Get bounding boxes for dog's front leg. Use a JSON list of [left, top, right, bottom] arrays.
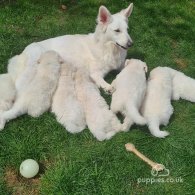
[[90, 72, 114, 94]]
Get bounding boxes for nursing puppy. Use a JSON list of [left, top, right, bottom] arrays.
[[0, 74, 16, 112], [111, 59, 147, 131], [141, 67, 173, 138], [75, 69, 122, 141], [0, 51, 62, 130], [52, 63, 86, 133], [0, 54, 27, 112], [164, 67, 195, 102]]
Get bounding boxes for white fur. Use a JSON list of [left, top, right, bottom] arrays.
[[75, 69, 122, 141], [111, 59, 147, 131], [7, 4, 133, 93], [0, 51, 61, 130], [0, 74, 16, 112], [7, 53, 27, 82], [52, 63, 86, 133], [164, 67, 195, 102], [141, 67, 173, 138]]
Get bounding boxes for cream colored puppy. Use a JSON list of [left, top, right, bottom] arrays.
[[141, 67, 173, 138], [164, 67, 195, 102], [0, 74, 16, 112], [111, 59, 147, 131], [0, 51, 62, 130], [0, 53, 27, 112], [75, 69, 122, 141], [52, 63, 86, 133]]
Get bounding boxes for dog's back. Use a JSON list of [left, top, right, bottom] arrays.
[[141, 67, 173, 138], [142, 67, 173, 118]]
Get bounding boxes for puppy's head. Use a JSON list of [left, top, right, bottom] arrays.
[[38, 51, 64, 65], [124, 59, 148, 73]]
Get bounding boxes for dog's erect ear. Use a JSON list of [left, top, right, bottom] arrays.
[[97, 6, 112, 25], [125, 59, 130, 67], [121, 3, 133, 18]]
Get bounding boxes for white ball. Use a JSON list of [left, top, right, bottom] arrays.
[[20, 159, 39, 178]]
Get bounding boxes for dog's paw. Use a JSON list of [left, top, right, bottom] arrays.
[[103, 84, 115, 94], [153, 131, 170, 138], [0, 116, 6, 131], [122, 124, 131, 132], [0, 101, 11, 112], [106, 131, 116, 140]]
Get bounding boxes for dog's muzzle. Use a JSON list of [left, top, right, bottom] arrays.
[[116, 40, 133, 50]]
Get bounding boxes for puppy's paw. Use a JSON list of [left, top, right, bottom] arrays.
[[122, 124, 131, 132], [0, 116, 6, 131], [106, 131, 116, 140], [0, 101, 12, 112], [103, 84, 115, 94], [153, 131, 170, 138], [138, 118, 147, 125]]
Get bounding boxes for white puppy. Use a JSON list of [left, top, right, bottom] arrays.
[[8, 53, 28, 82], [111, 59, 147, 131], [0, 74, 16, 112], [164, 67, 195, 102], [0, 51, 62, 130], [0, 53, 27, 112], [141, 67, 173, 138], [75, 69, 122, 141], [52, 63, 86, 133]]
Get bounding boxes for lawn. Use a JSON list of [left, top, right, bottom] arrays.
[[0, 0, 194, 194]]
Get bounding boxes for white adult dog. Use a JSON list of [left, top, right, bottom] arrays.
[[141, 67, 173, 138], [52, 63, 86, 133], [0, 51, 62, 130], [0, 74, 16, 112], [162, 67, 195, 102], [111, 59, 147, 131], [75, 69, 122, 141], [7, 4, 133, 94]]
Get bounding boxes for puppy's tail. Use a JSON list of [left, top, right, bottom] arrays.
[[126, 104, 146, 125], [147, 119, 169, 138], [7, 53, 27, 82]]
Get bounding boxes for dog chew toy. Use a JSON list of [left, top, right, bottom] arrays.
[[20, 159, 39, 178], [125, 143, 164, 171]]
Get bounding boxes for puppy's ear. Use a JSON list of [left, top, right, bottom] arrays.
[[143, 64, 148, 73], [37, 59, 41, 64], [125, 59, 130, 67], [58, 56, 64, 64], [97, 6, 112, 25], [121, 3, 133, 18]]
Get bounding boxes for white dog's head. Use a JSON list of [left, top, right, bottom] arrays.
[[38, 50, 64, 65], [125, 59, 148, 73], [96, 3, 133, 50]]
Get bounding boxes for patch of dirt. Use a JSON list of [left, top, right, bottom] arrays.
[[174, 58, 188, 69], [4, 167, 40, 195]]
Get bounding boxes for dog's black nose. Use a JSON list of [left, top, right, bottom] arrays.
[[127, 40, 133, 48]]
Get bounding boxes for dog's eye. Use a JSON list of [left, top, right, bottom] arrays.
[[114, 29, 120, 33]]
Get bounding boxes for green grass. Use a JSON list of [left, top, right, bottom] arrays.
[[0, 0, 195, 194]]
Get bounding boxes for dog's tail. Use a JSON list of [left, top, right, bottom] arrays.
[[126, 103, 146, 125], [147, 119, 169, 138], [7, 53, 27, 82]]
